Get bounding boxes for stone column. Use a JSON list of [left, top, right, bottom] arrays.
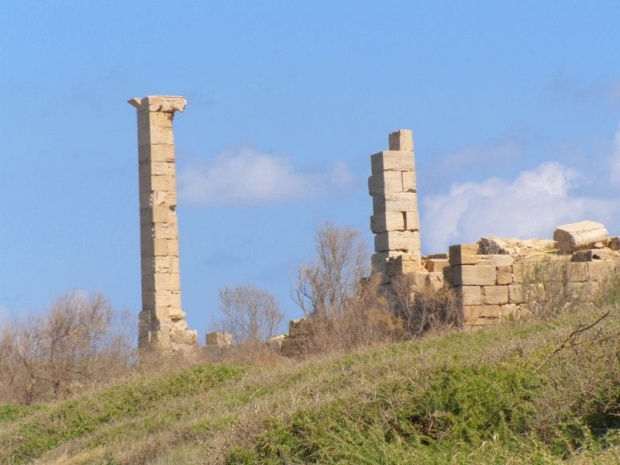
[[368, 129, 422, 281], [128, 95, 197, 352]]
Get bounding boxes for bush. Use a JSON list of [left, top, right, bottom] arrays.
[[0, 291, 135, 404]]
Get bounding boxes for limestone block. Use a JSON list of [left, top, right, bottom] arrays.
[[404, 211, 420, 231], [151, 222, 179, 240], [154, 290, 181, 307], [587, 261, 617, 281], [456, 286, 482, 305], [373, 192, 418, 213], [154, 273, 180, 291], [554, 221, 609, 253], [388, 129, 414, 151], [508, 284, 525, 304], [370, 212, 405, 233], [454, 265, 496, 286], [496, 266, 513, 285], [572, 249, 616, 262], [167, 239, 179, 256], [610, 237, 620, 251], [566, 262, 587, 282], [206, 331, 232, 347], [512, 263, 523, 283], [449, 244, 479, 266], [148, 144, 176, 162], [150, 161, 176, 176], [139, 123, 174, 146], [375, 231, 420, 253], [426, 272, 445, 291], [386, 254, 422, 276], [479, 305, 501, 318], [153, 238, 169, 256], [463, 305, 481, 322], [501, 304, 520, 319], [151, 175, 176, 192], [371, 252, 388, 274], [402, 171, 416, 192], [368, 171, 405, 196], [425, 258, 450, 273], [483, 286, 508, 305], [171, 328, 198, 347], [168, 306, 187, 321], [152, 205, 173, 223], [370, 151, 414, 174], [443, 266, 455, 286], [484, 255, 514, 267]]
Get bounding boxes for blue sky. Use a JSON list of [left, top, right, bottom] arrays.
[[1, 1, 619, 338]]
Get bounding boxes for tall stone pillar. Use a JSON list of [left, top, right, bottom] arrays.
[[128, 95, 197, 352], [368, 129, 422, 281]]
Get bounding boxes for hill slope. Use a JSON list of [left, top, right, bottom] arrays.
[[1, 309, 619, 464]]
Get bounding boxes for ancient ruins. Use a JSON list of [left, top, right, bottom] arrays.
[[128, 95, 197, 352], [370, 130, 620, 329]]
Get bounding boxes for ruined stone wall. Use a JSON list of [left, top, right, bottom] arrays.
[[367, 130, 620, 331]]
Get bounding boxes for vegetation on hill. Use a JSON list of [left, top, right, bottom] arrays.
[[0, 302, 618, 464]]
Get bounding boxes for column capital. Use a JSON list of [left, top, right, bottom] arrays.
[[128, 95, 187, 113]]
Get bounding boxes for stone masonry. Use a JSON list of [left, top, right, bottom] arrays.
[[369, 130, 422, 283], [128, 95, 197, 352], [367, 129, 620, 331]]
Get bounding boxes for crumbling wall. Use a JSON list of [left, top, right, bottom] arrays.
[[367, 130, 620, 332]]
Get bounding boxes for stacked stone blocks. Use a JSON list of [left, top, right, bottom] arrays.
[[369, 130, 422, 281], [129, 95, 197, 352]]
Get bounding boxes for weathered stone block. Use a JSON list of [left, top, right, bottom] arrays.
[[483, 286, 508, 305], [449, 244, 479, 266], [404, 211, 420, 231], [508, 284, 525, 304], [463, 305, 481, 322], [501, 304, 520, 318], [206, 331, 232, 347], [572, 249, 616, 262], [375, 231, 420, 253], [401, 171, 416, 192], [479, 305, 501, 318], [554, 220, 609, 253], [388, 129, 414, 151], [456, 286, 482, 305], [496, 266, 512, 285], [373, 192, 418, 213], [484, 255, 514, 267], [368, 171, 404, 196], [386, 254, 422, 276], [512, 263, 523, 283], [453, 265, 496, 286], [425, 258, 450, 272], [587, 261, 617, 281], [371, 252, 388, 274], [370, 212, 405, 233], [370, 151, 415, 174]]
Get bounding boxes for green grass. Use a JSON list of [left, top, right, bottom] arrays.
[[0, 308, 619, 464]]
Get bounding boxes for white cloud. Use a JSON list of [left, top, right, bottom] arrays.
[[178, 147, 354, 207], [422, 162, 618, 253]]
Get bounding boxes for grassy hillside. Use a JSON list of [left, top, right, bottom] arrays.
[[1, 307, 619, 464]]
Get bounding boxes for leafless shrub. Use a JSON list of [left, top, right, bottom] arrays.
[[523, 259, 589, 320], [390, 274, 461, 337], [0, 291, 135, 404], [215, 285, 284, 344], [293, 222, 368, 318], [294, 273, 402, 354]]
